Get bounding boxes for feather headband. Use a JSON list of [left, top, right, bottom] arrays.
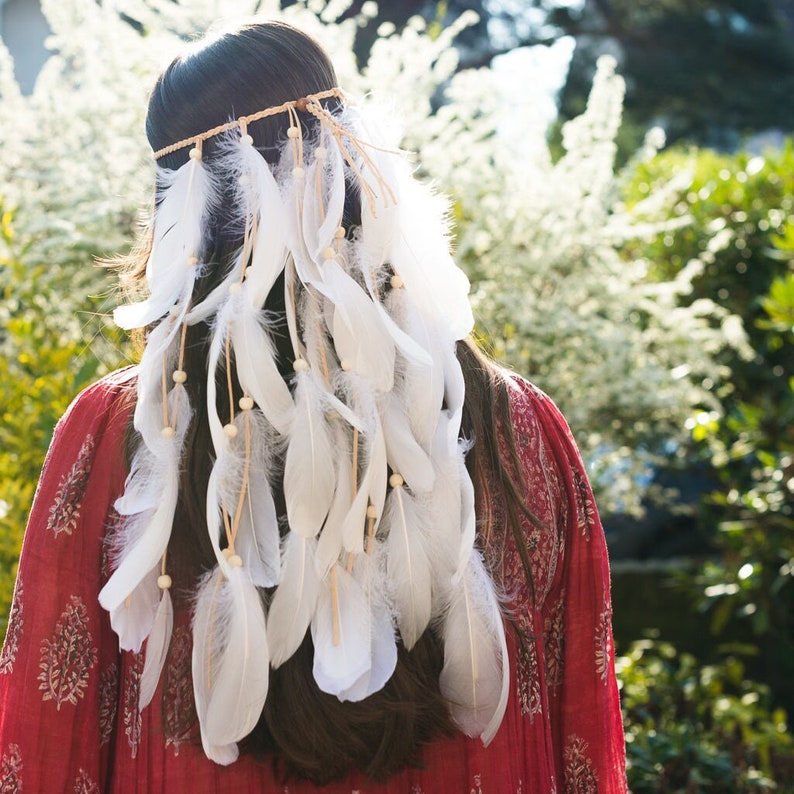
[[100, 87, 509, 764]]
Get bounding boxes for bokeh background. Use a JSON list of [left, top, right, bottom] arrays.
[[1, 1, 793, 788]]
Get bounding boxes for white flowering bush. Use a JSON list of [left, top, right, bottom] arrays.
[[0, 0, 749, 518]]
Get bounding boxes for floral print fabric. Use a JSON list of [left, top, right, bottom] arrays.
[[0, 371, 626, 793]]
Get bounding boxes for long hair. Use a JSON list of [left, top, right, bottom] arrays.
[[120, 20, 538, 785]]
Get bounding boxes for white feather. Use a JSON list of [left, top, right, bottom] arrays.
[[230, 287, 294, 435], [267, 533, 321, 667], [337, 547, 397, 702], [108, 566, 159, 653], [383, 484, 432, 649], [115, 158, 216, 330], [317, 260, 395, 393], [382, 393, 435, 494], [283, 369, 336, 538], [99, 384, 191, 613], [315, 421, 352, 576], [192, 567, 269, 764], [311, 562, 370, 696], [439, 552, 509, 744], [139, 587, 173, 709], [221, 410, 281, 589], [388, 166, 474, 341]]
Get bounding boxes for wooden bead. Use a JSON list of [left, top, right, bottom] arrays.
[[293, 358, 309, 372], [315, 146, 327, 160], [228, 554, 243, 568], [389, 473, 404, 488], [322, 247, 335, 260], [160, 426, 175, 438], [340, 359, 352, 371], [223, 423, 238, 438], [188, 147, 201, 160], [172, 370, 187, 384], [239, 396, 254, 411], [390, 274, 404, 289], [287, 127, 300, 139], [366, 504, 378, 519], [157, 574, 172, 590], [240, 133, 254, 146], [334, 227, 345, 239]]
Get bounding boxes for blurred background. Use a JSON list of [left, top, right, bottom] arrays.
[[0, 1, 792, 788]]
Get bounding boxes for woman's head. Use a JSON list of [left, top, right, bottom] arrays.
[[147, 21, 337, 169]]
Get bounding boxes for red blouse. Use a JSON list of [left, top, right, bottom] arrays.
[[0, 369, 626, 793]]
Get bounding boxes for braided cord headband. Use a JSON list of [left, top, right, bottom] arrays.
[[151, 87, 345, 160]]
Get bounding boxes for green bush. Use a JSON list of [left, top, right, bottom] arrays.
[[619, 639, 794, 792]]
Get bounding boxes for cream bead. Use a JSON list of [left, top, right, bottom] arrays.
[[334, 227, 345, 239], [390, 274, 404, 289], [160, 426, 175, 438], [314, 146, 327, 160], [223, 423, 238, 438], [239, 396, 254, 411], [157, 574, 172, 590], [287, 127, 300, 139], [188, 147, 202, 160], [172, 370, 187, 384], [228, 554, 243, 568], [366, 504, 378, 519], [240, 133, 254, 146], [322, 247, 335, 260], [340, 359, 352, 371], [293, 358, 309, 372], [292, 166, 305, 178], [389, 473, 404, 488]]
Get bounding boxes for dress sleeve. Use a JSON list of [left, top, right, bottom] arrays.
[[0, 373, 133, 792], [509, 378, 627, 793]]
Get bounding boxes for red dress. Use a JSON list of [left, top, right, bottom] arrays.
[[0, 369, 627, 793]]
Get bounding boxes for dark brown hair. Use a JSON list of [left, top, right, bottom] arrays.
[[125, 20, 538, 786]]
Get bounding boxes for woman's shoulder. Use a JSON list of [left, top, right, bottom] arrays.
[[50, 366, 137, 455]]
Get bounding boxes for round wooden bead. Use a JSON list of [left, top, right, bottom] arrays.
[[389, 473, 404, 488], [240, 133, 254, 146], [287, 127, 300, 139], [340, 359, 352, 371], [223, 423, 238, 438], [292, 166, 305, 178], [160, 426, 175, 438], [322, 247, 335, 260], [390, 274, 404, 289], [222, 548, 233, 559], [293, 358, 309, 372], [228, 554, 243, 568], [172, 370, 187, 384], [188, 147, 201, 160], [157, 574, 172, 590], [187, 255, 199, 266], [239, 396, 254, 411], [366, 504, 378, 519], [334, 227, 345, 239]]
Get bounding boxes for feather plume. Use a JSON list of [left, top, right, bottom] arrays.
[[382, 483, 432, 649], [99, 383, 191, 613], [315, 421, 352, 576], [388, 166, 474, 341], [267, 533, 321, 667], [108, 566, 159, 653], [230, 285, 294, 435], [283, 368, 336, 537], [382, 393, 435, 494], [115, 157, 216, 330], [317, 260, 395, 393], [337, 546, 397, 702], [438, 552, 509, 744], [311, 562, 370, 696], [139, 587, 173, 709], [192, 567, 269, 764], [217, 410, 281, 588]]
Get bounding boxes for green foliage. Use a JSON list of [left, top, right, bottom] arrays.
[[0, 204, 129, 633], [619, 639, 794, 792]]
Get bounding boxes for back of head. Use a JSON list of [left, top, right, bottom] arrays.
[[147, 21, 337, 169], [105, 18, 511, 786]]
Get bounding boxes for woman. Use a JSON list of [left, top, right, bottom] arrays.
[[0, 20, 626, 793]]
